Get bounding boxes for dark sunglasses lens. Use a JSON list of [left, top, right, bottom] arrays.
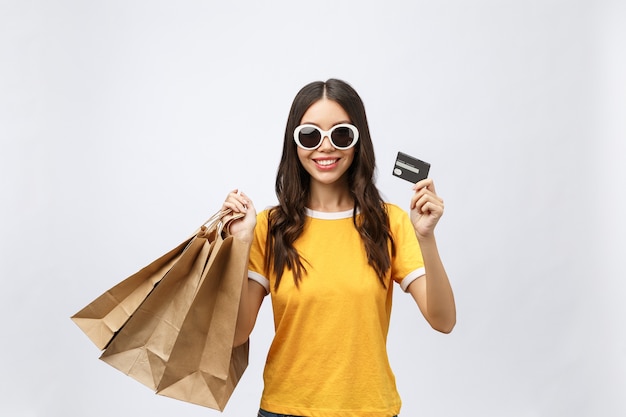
[[331, 126, 356, 148], [299, 126, 322, 148]]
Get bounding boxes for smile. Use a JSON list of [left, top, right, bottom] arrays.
[[314, 158, 339, 167]]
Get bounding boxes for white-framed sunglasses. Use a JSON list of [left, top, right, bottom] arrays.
[[293, 123, 360, 150]]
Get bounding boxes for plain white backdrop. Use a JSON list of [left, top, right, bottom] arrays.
[[1, 1, 624, 416]]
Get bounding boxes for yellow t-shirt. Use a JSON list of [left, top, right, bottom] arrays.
[[248, 204, 425, 417]]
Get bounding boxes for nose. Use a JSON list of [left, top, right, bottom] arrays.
[[318, 135, 334, 150]]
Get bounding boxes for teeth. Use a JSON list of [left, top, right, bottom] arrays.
[[316, 159, 337, 166]]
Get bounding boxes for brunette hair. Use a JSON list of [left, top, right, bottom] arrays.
[[266, 79, 395, 289]]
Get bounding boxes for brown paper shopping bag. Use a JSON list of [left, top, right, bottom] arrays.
[[155, 235, 250, 410], [71, 234, 194, 350], [96, 210, 248, 401]]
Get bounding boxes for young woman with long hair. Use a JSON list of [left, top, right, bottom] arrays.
[[222, 79, 456, 417]]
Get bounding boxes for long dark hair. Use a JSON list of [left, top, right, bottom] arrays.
[[266, 79, 395, 289]]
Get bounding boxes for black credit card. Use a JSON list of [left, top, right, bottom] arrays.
[[392, 152, 430, 183]]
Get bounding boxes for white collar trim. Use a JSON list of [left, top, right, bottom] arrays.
[[305, 208, 354, 220]]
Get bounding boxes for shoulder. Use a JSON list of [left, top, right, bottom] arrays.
[[384, 202, 409, 221], [253, 207, 273, 237], [257, 207, 271, 222], [383, 203, 414, 238]]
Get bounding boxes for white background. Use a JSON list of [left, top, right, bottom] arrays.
[[1, 1, 625, 416]]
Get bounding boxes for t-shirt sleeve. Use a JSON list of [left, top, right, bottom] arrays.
[[388, 204, 425, 292], [248, 209, 270, 294]]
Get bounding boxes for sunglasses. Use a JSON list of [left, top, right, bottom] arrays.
[[293, 123, 360, 150]]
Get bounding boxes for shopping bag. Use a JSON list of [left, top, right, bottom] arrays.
[[98, 233, 211, 389], [96, 209, 248, 399], [155, 234, 250, 410], [71, 234, 194, 350]]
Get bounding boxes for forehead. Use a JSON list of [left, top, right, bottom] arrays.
[[300, 99, 351, 127]]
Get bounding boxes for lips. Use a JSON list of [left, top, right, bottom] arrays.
[[313, 158, 339, 169]]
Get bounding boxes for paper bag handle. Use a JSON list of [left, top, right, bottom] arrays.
[[198, 209, 245, 239]]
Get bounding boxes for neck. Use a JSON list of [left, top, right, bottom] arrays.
[[307, 180, 353, 212]]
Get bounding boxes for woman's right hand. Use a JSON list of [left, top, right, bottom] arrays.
[[222, 189, 257, 243]]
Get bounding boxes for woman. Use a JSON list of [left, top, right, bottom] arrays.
[[222, 79, 456, 417]]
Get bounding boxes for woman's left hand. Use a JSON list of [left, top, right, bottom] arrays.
[[410, 178, 444, 239]]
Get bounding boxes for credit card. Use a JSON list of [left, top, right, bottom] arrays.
[[392, 152, 430, 183]]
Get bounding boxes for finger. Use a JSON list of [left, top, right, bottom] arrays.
[[235, 189, 248, 210], [414, 187, 442, 205], [411, 178, 434, 192], [420, 191, 443, 206], [222, 200, 242, 214], [413, 195, 429, 214], [410, 191, 421, 210], [427, 179, 437, 194], [225, 189, 249, 213], [410, 187, 432, 210], [421, 201, 444, 219], [414, 193, 444, 214], [238, 190, 253, 206], [411, 180, 438, 204]]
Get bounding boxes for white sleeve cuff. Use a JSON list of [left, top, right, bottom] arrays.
[[248, 270, 270, 295], [400, 267, 426, 292]]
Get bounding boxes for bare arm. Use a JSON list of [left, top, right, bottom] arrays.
[[407, 234, 456, 333], [408, 179, 456, 333], [234, 277, 266, 346], [222, 189, 267, 346]]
